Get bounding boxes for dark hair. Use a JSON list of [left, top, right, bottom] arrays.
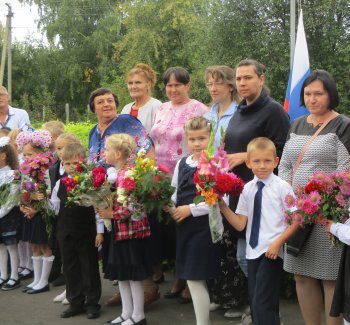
[[89, 88, 119, 113], [235, 59, 266, 77], [300, 69, 339, 110], [162, 67, 190, 86], [0, 143, 19, 169]]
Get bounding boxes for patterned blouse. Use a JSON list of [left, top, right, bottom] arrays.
[[150, 99, 208, 174]]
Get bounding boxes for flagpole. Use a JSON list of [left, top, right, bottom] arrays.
[[290, 0, 296, 67]]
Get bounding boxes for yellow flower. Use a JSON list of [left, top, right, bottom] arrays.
[[74, 176, 79, 182], [204, 190, 218, 205]]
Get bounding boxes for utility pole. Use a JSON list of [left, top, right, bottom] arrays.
[[290, 0, 296, 68], [0, 3, 12, 87], [7, 3, 13, 102]]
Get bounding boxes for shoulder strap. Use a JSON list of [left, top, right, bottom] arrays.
[[291, 114, 337, 185]]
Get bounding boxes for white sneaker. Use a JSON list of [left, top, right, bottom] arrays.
[[62, 298, 69, 305], [237, 313, 253, 325], [224, 307, 244, 318], [53, 290, 66, 303], [209, 303, 221, 311]]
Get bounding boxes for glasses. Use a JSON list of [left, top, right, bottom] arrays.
[[205, 81, 225, 88]]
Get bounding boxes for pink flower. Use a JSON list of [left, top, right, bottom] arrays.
[[335, 193, 347, 207], [340, 183, 350, 196], [308, 191, 321, 205], [284, 195, 295, 208], [302, 199, 318, 215]]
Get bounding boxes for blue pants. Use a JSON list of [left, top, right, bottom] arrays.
[[248, 254, 283, 325]]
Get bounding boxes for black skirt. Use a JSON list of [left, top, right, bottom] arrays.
[[21, 212, 49, 245], [176, 214, 220, 280], [105, 229, 152, 281], [0, 207, 21, 245]]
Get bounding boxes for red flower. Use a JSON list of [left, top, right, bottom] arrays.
[[92, 173, 106, 188], [75, 162, 84, 173], [214, 172, 244, 197], [61, 176, 78, 192], [157, 164, 170, 174], [120, 177, 136, 191], [92, 167, 106, 176], [305, 180, 323, 194]]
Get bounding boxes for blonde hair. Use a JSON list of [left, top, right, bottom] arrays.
[[61, 142, 86, 161], [42, 121, 65, 140], [205, 65, 239, 102], [0, 128, 10, 137], [105, 133, 136, 159], [127, 63, 157, 91], [184, 116, 211, 135], [56, 133, 80, 144], [247, 137, 277, 158]]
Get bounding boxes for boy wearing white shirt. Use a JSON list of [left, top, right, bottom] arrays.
[[219, 137, 299, 325]]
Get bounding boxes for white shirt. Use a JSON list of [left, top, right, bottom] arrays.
[[171, 155, 228, 216], [0, 105, 31, 131], [121, 98, 161, 132], [236, 173, 294, 260], [330, 219, 350, 245], [50, 179, 104, 233]]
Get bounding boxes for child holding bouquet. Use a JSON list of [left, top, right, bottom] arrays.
[[326, 220, 350, 324], [16, 130, 55, 295], [170, 116, 222, 325], [50, 142, 104, 319], [218, 137, 300, 325], [98, 133, 151, 325], [0, 136, 21, 290]]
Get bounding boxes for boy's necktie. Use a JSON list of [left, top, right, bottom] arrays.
[[249, 181, 265, 248]]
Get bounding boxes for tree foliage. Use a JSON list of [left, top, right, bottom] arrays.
[[7, 0, 350, 120]]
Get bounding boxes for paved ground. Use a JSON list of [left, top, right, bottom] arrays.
[[0, 270, 305, 325]]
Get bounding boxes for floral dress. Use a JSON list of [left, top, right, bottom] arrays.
[[150, 99, 208, 174]]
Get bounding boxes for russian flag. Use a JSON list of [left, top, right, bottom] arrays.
[[284, 9, 310, 121]]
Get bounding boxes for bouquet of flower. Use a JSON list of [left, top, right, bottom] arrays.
[[284, 171, 350, 244], [193, 125, 244, 243], [0, 169, 21, 208], [20, 152, 55, 236], [61, 160, 113, 209], [115, 149, 174, 221]]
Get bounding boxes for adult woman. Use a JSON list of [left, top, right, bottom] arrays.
[[121, 63, 161, 132], [150, 67, 208, 302], [88, 87, 153, 163], [203, 65, 247, 317], [279, 70, 350, 325], [224, 59, 290, 322]]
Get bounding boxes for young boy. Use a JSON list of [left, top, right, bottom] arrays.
[[50, 142, 104, 319], [219, 137, 299, 325]]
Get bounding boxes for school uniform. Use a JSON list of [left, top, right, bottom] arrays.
[[105, 172, 152, 281], [0, 166, 21, 245], [51, 180, 103, 310], [48, 159, 64, 281], [172, 156, 220, 280], [236, 173, 294, 325], [329, 220, 350, 323]]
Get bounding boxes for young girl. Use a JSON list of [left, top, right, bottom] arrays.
[[326, 220, 350, 325], [8, 128, 34, 281], [170, 116, 221, 325], [98, 133, 151, 325], [0, 136, 21, 290], [16, 130, 55, 294]]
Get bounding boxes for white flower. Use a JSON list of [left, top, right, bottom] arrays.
[[124, 170, 134, 179]]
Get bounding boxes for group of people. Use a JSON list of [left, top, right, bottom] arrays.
[[0, 59, 349, 325]]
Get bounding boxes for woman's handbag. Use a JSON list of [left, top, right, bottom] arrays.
[[286, 114, 337, 256]]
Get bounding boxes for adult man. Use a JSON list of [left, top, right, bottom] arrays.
[[0, 86, 31, 130]]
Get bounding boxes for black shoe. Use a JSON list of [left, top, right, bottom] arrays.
[[52, 274, 65, 287], [27, 284, 50, 294], [104, 316, 125, 325], [85, 305, 101, 319], [61, 306, 85, 318], [19, 268, 33, 280], [22, 286, 32, 293], [129, 317, 147, 325], [0, 278, 7, 287], [2, 279, 20, 291]]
